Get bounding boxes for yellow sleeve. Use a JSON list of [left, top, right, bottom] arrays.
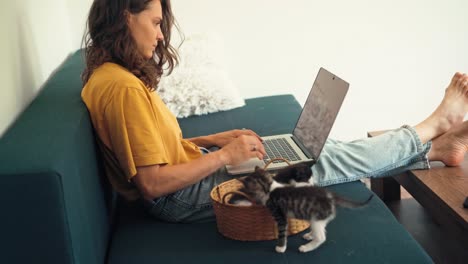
[[104, 86, 169, 180]]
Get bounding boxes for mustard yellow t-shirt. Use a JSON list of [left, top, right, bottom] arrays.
[[81, 62, 202, 200]]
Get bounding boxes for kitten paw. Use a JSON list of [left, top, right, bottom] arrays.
[[299, 245, 312, 253], [309, 177, 316, 186], [275, 246, 287, 253], [303, 233, 314, 241]]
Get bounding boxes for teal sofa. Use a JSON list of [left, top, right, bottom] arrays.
[[0, 50, 433, 264]]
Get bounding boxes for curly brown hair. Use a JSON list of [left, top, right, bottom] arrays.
[[82, 0, 179, 91]]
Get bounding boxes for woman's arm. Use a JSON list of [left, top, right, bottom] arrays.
[[186, 134, 216, 148], [187, 129, 263, 148], [133, 135, 266, 200], [133, 151, 225, 200]]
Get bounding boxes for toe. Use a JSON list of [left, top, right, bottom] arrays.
[[461, 75, 468, 91], [452, 72, 462, 86], [454, 73, 466, 87], [463, 76, 468, 88], [461, 78, 468, 95], [456, 73, 467, 87]]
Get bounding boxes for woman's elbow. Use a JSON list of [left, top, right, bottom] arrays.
[[133, 165, 164, 200]]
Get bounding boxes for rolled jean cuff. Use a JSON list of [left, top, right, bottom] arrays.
[[401, 124, 431, 170]]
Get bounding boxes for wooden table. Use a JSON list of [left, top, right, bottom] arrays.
[[368, 131, 468, 245]]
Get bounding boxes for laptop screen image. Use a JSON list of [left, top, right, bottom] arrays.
[[293, 68, 349, 160]]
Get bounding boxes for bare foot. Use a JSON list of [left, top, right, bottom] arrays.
[[428, 121, 468, 166], [414, 72, 468, 143]]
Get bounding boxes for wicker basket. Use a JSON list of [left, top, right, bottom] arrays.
[[210, 159, 310, 241]]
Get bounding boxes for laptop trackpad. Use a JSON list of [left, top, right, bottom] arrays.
[[226, 158, 266, 175]]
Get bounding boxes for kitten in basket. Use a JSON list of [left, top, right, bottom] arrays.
[[229, 162, 316, 206], [236, 164, 373, 253]]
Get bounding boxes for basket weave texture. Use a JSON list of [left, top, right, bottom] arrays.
[[210, 178, 310, 241]]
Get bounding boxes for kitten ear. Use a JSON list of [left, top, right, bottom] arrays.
[[238, 176, 252, 188], [238, 176, 248, 184], [254, 166, 264, 174]]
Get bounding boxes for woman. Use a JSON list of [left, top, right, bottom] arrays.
[[81, 0, 468, 223]]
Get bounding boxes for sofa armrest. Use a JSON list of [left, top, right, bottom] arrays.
[[1, 171, 73, 263], [0, 50, 110, 264]]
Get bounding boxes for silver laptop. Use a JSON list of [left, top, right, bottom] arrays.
[[226, 67, 349, 175]]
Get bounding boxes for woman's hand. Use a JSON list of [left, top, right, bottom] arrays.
[[217, 135, 266, 165], [210, 129, 263, 147]]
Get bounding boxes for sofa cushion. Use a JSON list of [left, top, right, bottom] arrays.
[[108, 95, 432, 264], [109, 181, 431, 264]]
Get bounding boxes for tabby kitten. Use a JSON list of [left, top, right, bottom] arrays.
[[228, 162, 314, 206], [239, 166, 373, 253]]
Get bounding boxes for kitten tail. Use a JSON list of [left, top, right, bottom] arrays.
[[334, 194, 374, 209]]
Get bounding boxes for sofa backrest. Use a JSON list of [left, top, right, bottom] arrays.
[[0, 50, 111, 264]]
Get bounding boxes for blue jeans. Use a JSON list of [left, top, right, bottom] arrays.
[[145, 125, 431, 223]]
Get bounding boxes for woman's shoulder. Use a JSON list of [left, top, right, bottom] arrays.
[[82, 62, 150, 107], [90, 62, 147, 91], [96, 62, 137, 80]]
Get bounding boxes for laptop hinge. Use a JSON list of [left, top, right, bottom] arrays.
[[291, 135, 313, 159]]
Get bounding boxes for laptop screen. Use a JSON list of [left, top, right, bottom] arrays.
[[292, 68, 349, 159]]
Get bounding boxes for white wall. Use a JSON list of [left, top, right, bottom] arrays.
[[0, 0, 91, 136], [1, 0, 468, 141], [173, 0, 468, 140], [0, 2, 19, 136]]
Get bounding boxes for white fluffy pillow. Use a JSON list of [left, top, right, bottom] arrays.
[[157, 33, 245, 118]]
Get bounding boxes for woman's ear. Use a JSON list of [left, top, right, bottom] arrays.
[[124, 10, 132, 25]]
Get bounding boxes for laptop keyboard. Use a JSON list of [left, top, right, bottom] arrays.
[[262, 138, 301, 163]]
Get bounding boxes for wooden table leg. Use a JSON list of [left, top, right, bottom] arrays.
[[371, 176, 401, 202]]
